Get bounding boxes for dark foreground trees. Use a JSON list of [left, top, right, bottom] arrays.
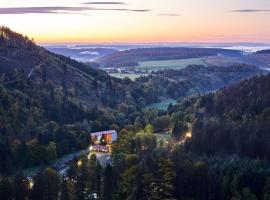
[[2, 136, 270, 200]]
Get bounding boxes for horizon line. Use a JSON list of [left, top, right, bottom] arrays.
[[40, 41, 270, 46]]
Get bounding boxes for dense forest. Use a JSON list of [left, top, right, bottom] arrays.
[[3, 141, 270, 200], [170, 74, 270, 159], [0, 68, 171, 173], [1, 74, 270, 199]]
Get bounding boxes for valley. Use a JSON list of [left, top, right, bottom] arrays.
[[0, 26, 270, 200], [1, 0, 270, 198]]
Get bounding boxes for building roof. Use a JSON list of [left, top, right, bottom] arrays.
[[90, 130, 117, 137]]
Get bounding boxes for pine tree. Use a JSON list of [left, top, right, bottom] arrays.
[[61, 179, 69, 200], [0, 176, 13, 200], [30, 168, 60, 200], [61, 179, 76, 200], [103, 165, 114, 200], [159, 158, 176, 200], [13, 172, 29, 200], [263, 178, 270, 200]]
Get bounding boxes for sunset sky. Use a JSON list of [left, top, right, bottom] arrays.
[[0, 0, 270, 44]]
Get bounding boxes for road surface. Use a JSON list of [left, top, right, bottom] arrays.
[[26, 146, 111, 177]]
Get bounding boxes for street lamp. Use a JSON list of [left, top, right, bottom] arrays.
[[186, 132, 192, 138], [29, 179, 34, 189], [77, 160, 82, 167]]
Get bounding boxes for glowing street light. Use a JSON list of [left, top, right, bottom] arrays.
[[186, 132, 192, 139], [89, 146, 93, 151], [77, 160, 82, 167], [29, 179, 34, 189]]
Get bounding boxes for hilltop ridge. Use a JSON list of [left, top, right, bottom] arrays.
[[96, 47, 241, 67]]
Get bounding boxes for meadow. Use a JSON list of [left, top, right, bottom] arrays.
[[155, 133, 171, 145], [137, 57, 207, 72], [109, 73, 145, 80], [146, 98, 177, 110]]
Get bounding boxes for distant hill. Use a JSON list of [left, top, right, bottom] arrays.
[[84, 62, 101, 68], [96, 47, 241, 67], [152, 64, 264, 97], [45, 45, 116, 62], [256, 49, 270, 54]]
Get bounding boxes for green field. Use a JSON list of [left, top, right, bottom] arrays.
[[109, 73, 145, 81], [155, 133, 171, 142], [138, 58, 207, 72], [146, 98, 177, 110], [135, 131, 171, 145]]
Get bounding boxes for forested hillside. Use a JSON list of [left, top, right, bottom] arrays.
[[0, 27, 267, 174], [256, 49, 270, 54], [0, 26, 164, 108], [96, 47, 240, 67], [171, 74, 270, 159], [2, 74, 270, 200], [0, 26, 171, 108], [1, 27, 270, 200], [151, 64, 263, 98]]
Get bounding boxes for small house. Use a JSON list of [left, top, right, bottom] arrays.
[[90, 130, 117, 145]]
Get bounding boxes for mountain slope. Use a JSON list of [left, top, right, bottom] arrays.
[[0, 27, 140, 108], [171, 74, 270, 159], [256, 49, 270, 54], [0, 26, 97, 86]]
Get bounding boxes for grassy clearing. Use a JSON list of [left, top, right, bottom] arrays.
[[155, 133, 171, 143], [146, 98, 177, 110], [109, 73, 145, 80], [135, 131, 171, 145], [138, 58, 207, 72]]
